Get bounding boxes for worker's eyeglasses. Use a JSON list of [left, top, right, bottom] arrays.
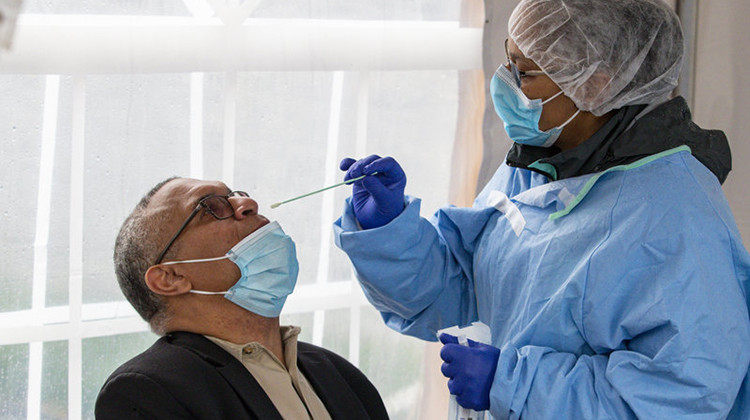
[[154, 191, 249, 265], [504, 38, 545, 86]]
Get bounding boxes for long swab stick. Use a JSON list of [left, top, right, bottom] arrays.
[[270, 172, 377, 209]]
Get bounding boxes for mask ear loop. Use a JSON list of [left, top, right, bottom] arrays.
[[541, 89, 581, 129], [557, 109, 581, 129], [541, 90, 564, 105], [161, 255, 232, 294], [160, 255, 229, 265], [190, 290, 227, 295]]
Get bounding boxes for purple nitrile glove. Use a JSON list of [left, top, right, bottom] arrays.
[[439, 333, 500, 411], [339, 155, 406, 230]]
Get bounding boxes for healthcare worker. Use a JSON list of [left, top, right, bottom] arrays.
[[333, 0, 750, 419]]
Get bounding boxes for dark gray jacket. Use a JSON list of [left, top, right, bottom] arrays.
[[506, 96, 731, 183], [95, 332, 389, 419]]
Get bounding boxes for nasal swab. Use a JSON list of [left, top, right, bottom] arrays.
[[270, 172, 377, 209]]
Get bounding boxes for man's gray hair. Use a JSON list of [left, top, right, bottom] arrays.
[[113, 177, 179, 332]]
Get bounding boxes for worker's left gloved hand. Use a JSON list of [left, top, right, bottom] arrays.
[[439, 333, 500, 411]]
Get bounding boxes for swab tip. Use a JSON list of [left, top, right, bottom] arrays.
[[270, 203, 281, 209]]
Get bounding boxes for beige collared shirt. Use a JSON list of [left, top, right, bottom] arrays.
[[205, 326, 332, 420]]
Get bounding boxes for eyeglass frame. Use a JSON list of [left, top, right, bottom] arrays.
[[504, 38, 546, 79], [153, 191, 249, 265]]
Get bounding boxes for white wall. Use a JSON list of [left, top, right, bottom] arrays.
[[693, 0, 750, 245]]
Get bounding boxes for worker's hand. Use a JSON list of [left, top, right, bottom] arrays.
[[339, 155, 406, 230], [439, 333, 500, 411]]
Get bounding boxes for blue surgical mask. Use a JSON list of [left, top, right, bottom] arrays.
[[162, 221, 298, 317], [490, 65, 580, 148]]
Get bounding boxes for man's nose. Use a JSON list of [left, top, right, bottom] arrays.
[[231, 196, 258, 218]]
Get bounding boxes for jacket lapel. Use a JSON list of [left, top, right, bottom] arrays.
[[297, 346, 371, 419]]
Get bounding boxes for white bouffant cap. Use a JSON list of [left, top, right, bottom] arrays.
[[509, 0, 684, 115]]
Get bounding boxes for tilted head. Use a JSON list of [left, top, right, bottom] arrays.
[[113, 177, 268, 333], [113, 177, 179, 330]]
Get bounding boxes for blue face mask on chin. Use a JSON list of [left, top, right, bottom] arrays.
[[490, 65, 580, 148], [162, 221, 298, 318]]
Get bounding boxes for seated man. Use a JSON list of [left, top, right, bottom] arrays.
[[95, 177, 389, 420]]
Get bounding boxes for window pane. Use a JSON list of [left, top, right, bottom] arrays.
[[42, 341, 68, 420], [322, 308, 350, 358], [82, 332, 157, 419], [359, 306, 426, 419], [0, 76, 44, 312], [0, 344, 28, 418], [359, 70, 457, 215]]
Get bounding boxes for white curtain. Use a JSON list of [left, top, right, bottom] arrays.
[[0, 2, 482, 419], [692, 0, 750, 243]]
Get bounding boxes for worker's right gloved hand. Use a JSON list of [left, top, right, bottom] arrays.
[[339, 155, 406, 230]]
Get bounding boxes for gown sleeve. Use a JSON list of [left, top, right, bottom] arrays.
[[333, 195, 495, 341]]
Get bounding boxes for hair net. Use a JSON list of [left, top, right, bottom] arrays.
[[509, 0, 684, 116]]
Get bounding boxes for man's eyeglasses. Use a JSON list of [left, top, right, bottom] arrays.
[[153, 191, 249, 265], [504, 38, 545, 85]]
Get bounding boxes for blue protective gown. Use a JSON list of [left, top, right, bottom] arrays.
[[334, 145, 750, 419]]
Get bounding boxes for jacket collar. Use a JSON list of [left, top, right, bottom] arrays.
[[505, 97, 731, 184], [166, 332, 283, 420], [296, 342, 374, 419], [166, 332, 375, 420]]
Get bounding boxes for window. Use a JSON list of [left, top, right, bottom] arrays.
[[0, 1, 482, 419]]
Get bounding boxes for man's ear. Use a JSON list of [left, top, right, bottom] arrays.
[[145, 264, 192, 296]]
